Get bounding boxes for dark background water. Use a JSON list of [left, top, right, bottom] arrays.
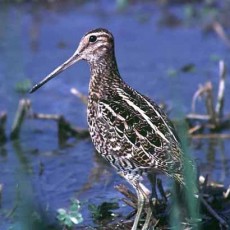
[[0, 1, 230, 229]]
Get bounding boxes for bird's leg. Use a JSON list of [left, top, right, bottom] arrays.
[[142, 207, 152, 230], [148, 173, 158, 216], [121, 174, 146, 230], [121, 173, 151, 230], [132, 185, 145, 230], [139, 183, 152, 230]]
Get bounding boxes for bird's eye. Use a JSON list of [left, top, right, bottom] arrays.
[[89, 35, 97, 43]]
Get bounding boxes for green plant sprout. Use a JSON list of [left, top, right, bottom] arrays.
[[57, 198, 83, 228]]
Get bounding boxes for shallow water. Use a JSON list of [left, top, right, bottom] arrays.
[[0, 1, 230, 229]]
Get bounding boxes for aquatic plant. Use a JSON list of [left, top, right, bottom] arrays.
[[57, 198, 83, 229]]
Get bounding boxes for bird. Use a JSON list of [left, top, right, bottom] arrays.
[[30, 28, 196, 230]]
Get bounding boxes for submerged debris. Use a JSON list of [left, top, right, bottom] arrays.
[[111, 177, 229, 229], [0, 112, 7, 144]]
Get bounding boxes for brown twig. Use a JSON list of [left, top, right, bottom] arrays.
[[199, 195, 229, 228], [188, 124, 203, 135], [122, 198, 136, 210], [203, 82, 217, 126], [115, 184, 137, 206], [186, 113, 210, 121], [191, 133, 230, 139]]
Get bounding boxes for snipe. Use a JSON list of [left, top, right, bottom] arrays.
[[30, 28, 195, 230]]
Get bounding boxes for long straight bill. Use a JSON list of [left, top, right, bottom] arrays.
[[29, 53, 80, 93]]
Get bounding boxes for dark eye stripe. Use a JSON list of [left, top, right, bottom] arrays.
[[95, 34, 110, 39], [88, 34, 111, 41]]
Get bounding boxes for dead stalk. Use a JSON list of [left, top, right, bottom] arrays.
[[199, 195, 229, 228], [212, 21, 230, 48], [215, 60, 227, 119], [204, 82, 217, 126], [10, 99, 31, 139], [0, 112, 7, 143], [187, 60, 229, 131]]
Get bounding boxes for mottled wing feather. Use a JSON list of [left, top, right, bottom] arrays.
[[97, 85, 184, 176]]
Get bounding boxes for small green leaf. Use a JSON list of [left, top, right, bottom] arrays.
[[209, 54, 221, 62], [167, 68, 178, 77], [57, 199, 83, 227], [15, 79, 32, 94], [57, 208, 67, 215]]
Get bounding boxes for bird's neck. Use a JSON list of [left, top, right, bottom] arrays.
[[88, 55, 122, 100]]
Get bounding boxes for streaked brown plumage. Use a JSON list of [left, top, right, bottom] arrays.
[[30, 28, 196, 230]]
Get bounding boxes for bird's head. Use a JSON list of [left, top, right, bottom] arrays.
[[29, 28, 114, 93]]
